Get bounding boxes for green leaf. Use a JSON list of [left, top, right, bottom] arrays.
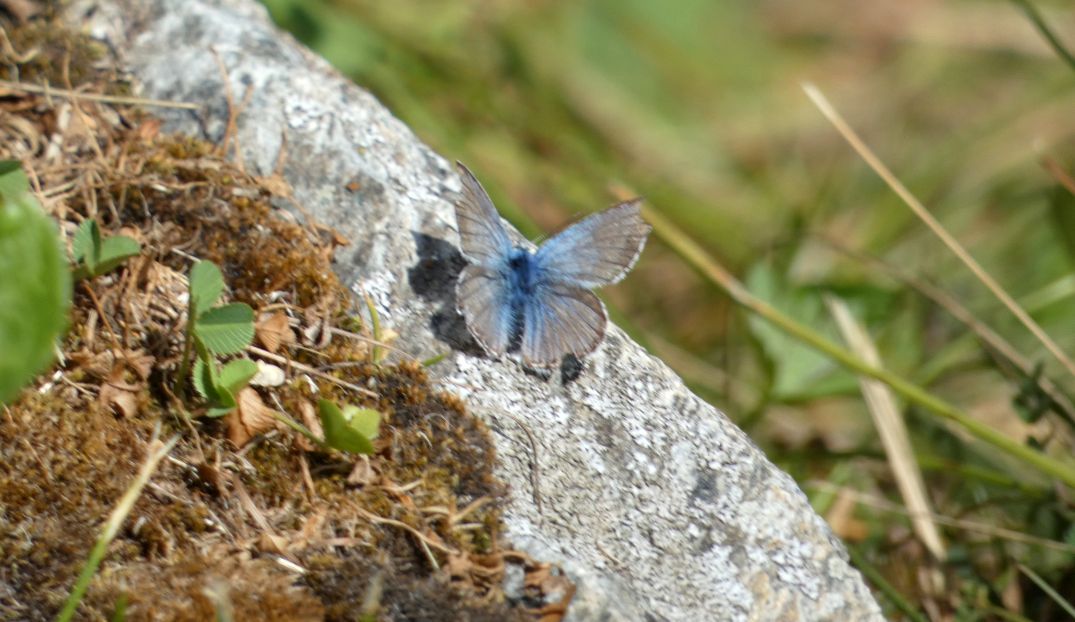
[[218, 358, 258, 394], [72, 218, 101, 267], [341, 405, 381, 440], [206, 402, 237, 418], [201, 358, 238, 418], [72, 222, 139, 280], [93, 235, 140, 276], [0, 160, 29, 202], [189, 260, 225, 318], [192, 352, 253, 418], [745, 261, 856, 400], [192, 356, 210, 399], [194, 303, 255, 356], [0, 161, 71, 403], [1049, 184, 1075, 265], [318, 399, 375, 455]]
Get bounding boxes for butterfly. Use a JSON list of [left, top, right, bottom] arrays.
[[453, 162, 651, 366]]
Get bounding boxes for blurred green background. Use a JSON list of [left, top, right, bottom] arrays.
[[260, 0, 1075, 618]]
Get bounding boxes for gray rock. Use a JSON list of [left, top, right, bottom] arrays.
[[73, 1, 885, 619]]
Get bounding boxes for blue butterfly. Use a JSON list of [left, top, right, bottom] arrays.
[[453, 162, 651, 366]]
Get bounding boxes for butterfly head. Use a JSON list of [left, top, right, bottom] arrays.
[[507, 246, 538, 296]]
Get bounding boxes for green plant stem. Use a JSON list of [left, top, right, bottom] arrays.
[[1010, 0, 1075, 74], [846, 545, 928, 622], [56, 434, 178, 622], [364, 292, 384, 363], [174, 314, 196, 397], [270, 409, 326, 448], [645, 206, 1075, 490], [1018, 563, 1075, 618]]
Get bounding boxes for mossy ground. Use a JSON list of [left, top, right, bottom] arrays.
[[0, 10, 553, 622]]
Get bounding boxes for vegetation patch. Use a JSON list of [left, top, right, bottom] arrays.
[[0, 10, 567, 622]]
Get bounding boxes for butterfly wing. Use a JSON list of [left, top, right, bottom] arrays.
[[533, 199, 651, 289], [520, 282, 607, 366], [456, 263, 516, 357], [454, 161, 513, 267]]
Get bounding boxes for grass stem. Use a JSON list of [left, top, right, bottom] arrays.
[[56, 431, 179, 622], [803, 82, 1075, 383], [645, 205, 1075, 489]]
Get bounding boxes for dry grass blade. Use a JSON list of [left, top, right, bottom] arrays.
[[56, 430, 180, 622], [820, 234, 1075, 424], [0, 79, 200, 109], [803, 82, 1075, 382], [825, 296, 946, 560], [809, 482, 1075, 555], [1042, 156, 1075, 197], [248, 345, 377, 397], [356, 506, 459, 567]]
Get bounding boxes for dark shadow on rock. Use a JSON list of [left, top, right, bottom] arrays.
[[408, 232, 485, 357], [560, 354, 584, 385], [522, 365, 553, 382], [521, 355, 583, 385]]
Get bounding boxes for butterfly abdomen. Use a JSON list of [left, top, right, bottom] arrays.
[[505, 246, 537, 352]]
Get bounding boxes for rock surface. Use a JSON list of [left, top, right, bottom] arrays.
[[75, 1, 885, 619]]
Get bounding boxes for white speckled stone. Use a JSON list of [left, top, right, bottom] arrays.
[[72, 1, 885, 619]]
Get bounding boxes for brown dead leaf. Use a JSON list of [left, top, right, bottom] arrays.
[[301, 297, 337, 348], [134, 117, 161, 142], [117, 226, 143, 244], [124, 350, 156, 380], [824, 486, 869, 542], [471, 553, 505, 579], [82, 310, 98, 349], [98, 379, 139, 418], [257, 173, 293, 199], [445, 552, 475, 585], [525, 563, 553, 590], [195, 461, 226, 496], [96, 364, 143, 419], [297, 510, 326, 545], [256, 311, 294, 353], [226, 388, 277, 448], [257, 532, 289, 555], [70, 348, 154, 381], [347, 456, 377, 487], [500, 552, 576, 622], [531, 566, 575, 622], [295, 400, 323, 452], [330, 229, 349, 247]]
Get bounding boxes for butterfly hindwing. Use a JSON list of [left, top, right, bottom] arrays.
[[533, 199, 651, 289], [455, 162, 514, 267], [521, 282, 607, 366], [456, 263, 515, 357]]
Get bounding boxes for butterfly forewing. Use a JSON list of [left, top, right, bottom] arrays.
[[533, 199, 651, 289], [454, 162, 514, 266], [456, 264, 515, 357], [521, 282, 607, 366]]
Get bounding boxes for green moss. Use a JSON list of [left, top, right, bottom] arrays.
[[1, 18, 108, 87]]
